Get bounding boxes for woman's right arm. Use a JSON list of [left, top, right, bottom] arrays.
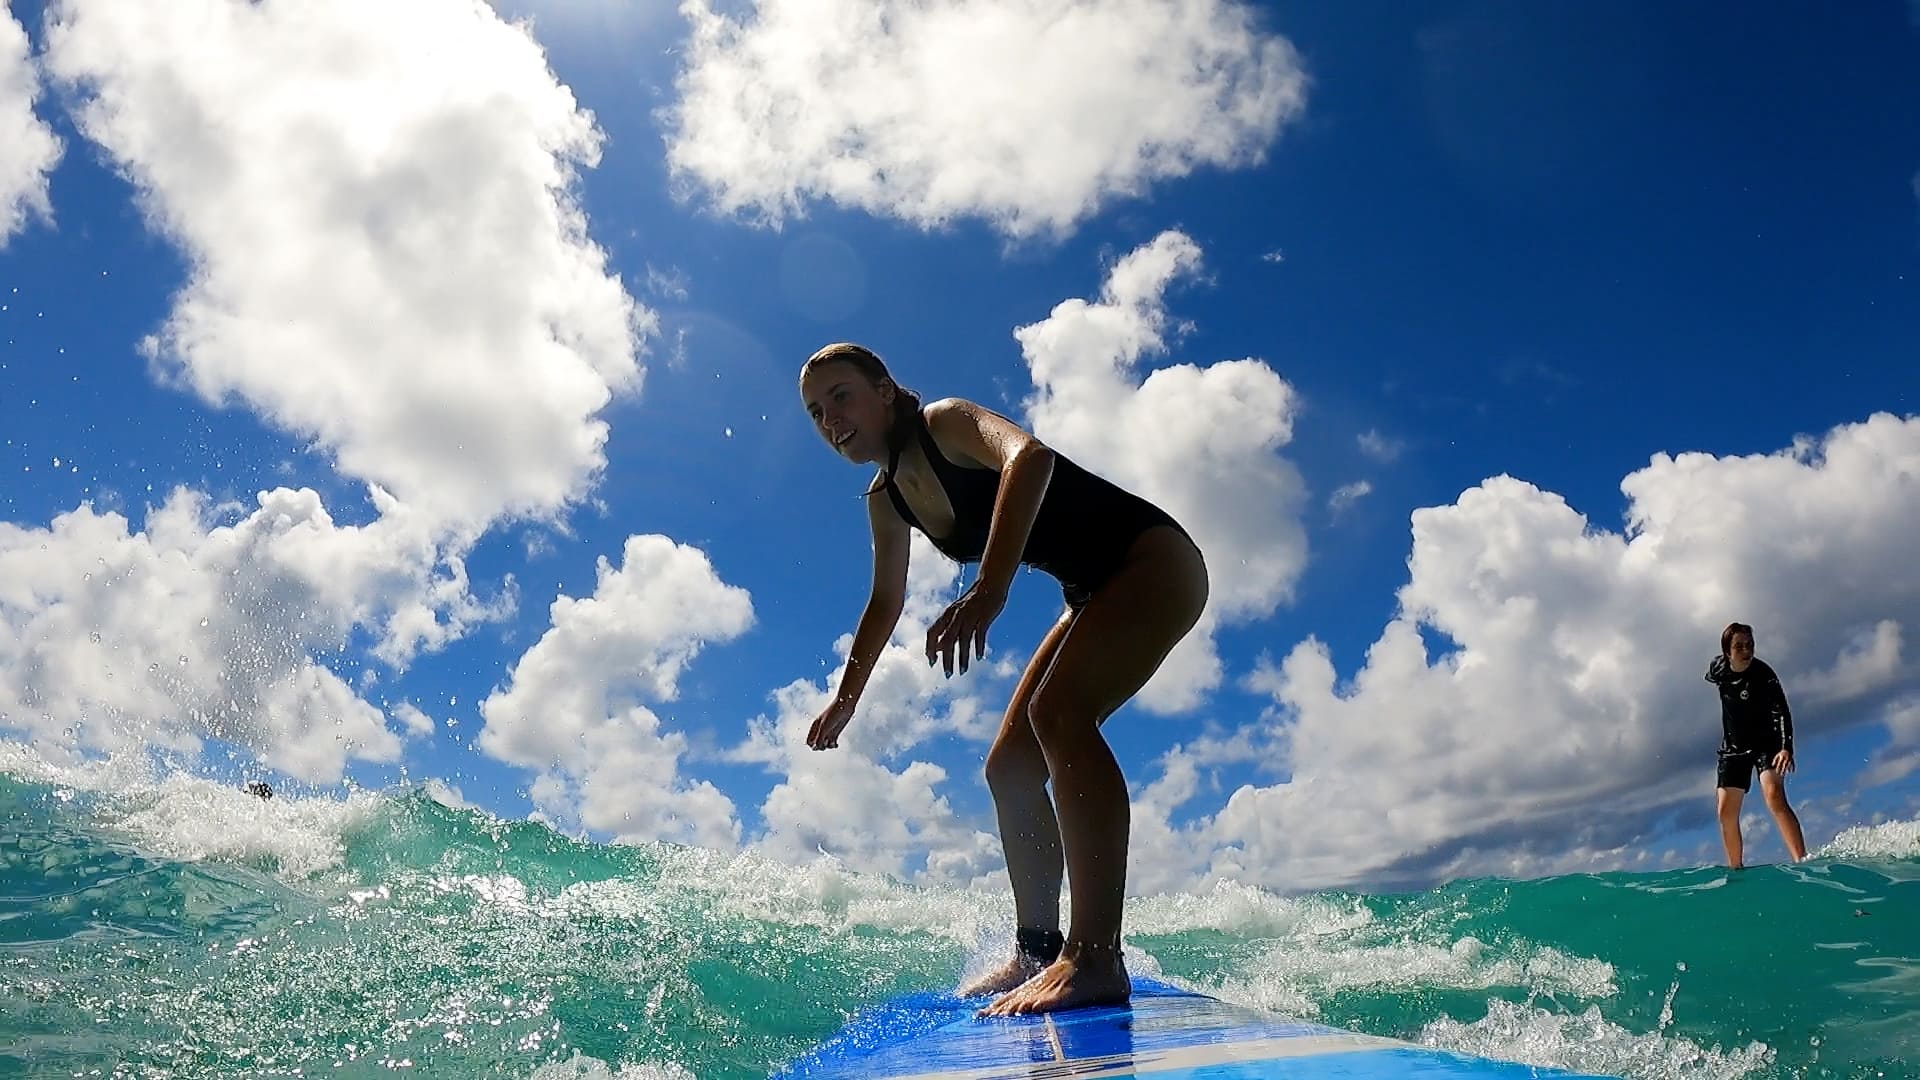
[[829, 489, 913, 708]]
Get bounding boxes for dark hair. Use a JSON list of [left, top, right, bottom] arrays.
[[1720, 622, 1755, 656], [800, 342, 923, 457]]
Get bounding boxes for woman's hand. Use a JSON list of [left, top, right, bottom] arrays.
[[927, 581, 1008, 677], [1771, 749, 1796, 775], [808, 696, 857, 751]]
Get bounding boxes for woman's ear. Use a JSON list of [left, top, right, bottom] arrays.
[[877, 378, 896, 405]]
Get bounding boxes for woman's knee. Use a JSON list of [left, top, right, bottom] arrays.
[[983, 735, 1048, 793], [1025, 683, 1101, 746]]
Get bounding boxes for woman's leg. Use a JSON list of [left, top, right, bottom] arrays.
[[983, 526, 1207, 1016], [957, 609, 1076, 997], [1716, 785, 1746, 869], [1757, 769, 1808, 861]]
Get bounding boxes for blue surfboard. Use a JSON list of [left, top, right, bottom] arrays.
[[774, 976, 1618, 1078]]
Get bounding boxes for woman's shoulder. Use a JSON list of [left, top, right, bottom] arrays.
[[920, 396, 973, 424], [919, 396, 1028, 469]]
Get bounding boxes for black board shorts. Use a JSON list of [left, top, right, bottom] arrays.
[[1716, 749, 1781, 792]]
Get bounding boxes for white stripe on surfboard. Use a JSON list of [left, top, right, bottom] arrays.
[[1042, 1015, 1066, 1062], [884, 1031, 1407, 1080]]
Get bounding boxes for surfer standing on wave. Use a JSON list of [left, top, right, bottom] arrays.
[[798, 343, 1208, 1016], [1707, 621, 1809, 868]]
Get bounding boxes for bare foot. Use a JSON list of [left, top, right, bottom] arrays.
[[957, 953, 1047, 997], [978, 944, 1130, 1016]]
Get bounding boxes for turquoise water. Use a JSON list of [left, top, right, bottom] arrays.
[[3, 752, 1916, 1079]]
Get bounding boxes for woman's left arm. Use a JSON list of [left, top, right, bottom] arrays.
[[923, 398, 1056, 674], [1768, 667, 1796, 772], [1773, 671, 1795, 752]]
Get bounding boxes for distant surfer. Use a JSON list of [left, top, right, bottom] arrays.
[[244, 780, 273, 800], [798, 343, 1207, 1016], [1706, 622, 1807, 868]]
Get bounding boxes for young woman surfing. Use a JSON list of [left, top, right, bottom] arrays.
[[798, 342, 1207, 1016]]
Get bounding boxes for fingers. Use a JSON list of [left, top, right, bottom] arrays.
[[926, 606, 956, 665], [807, 707, 849, 751], [956, 621, 985, 675], [812, 722, 843, 751], [944, 616, 975, 675], [929, 607, 961, 676], [927, 597, 995, 677]]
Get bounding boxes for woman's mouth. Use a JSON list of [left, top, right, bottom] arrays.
[[833, 428, 856, 449]]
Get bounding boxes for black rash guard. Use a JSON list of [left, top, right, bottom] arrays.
[[880, 409, 1190, 609], [1705, 655, 1794, 757]]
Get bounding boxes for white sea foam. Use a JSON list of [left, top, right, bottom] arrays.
[[1206, 933, 1616, 1020], [651, 843, 1013, 946], [0, 739, 380, 879], [1822, 815, 1920, 861], [1422, 997, 1773, 1080], [526, 1051, 696, 1080], [1128, 878, 1375, 939]]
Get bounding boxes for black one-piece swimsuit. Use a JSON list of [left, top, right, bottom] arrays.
[[881, 411, 1192, 609]]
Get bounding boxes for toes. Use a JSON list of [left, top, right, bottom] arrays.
[[996, 987, 1038, 1016]]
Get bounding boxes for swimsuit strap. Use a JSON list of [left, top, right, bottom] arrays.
[[880, 430, 924, 534]]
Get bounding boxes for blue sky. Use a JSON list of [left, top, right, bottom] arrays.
[[2, 0, 1917, 894]]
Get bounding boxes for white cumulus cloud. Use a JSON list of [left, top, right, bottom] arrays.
[[1861, 697, 1920, 788], [663, 0, 1308, 239], [0, 487, 498, 782], [0, 2, 62, 242], [1173, 412, 1920, 892], [1016, 230, 1310, 712], [478, 535, 755, 851], [737, 535, 1007, 885], [43, 0, 650, 533]]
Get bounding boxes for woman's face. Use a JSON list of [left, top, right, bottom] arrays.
[[1727, 632, 1755, 669], [800, 361, 893, 465]]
